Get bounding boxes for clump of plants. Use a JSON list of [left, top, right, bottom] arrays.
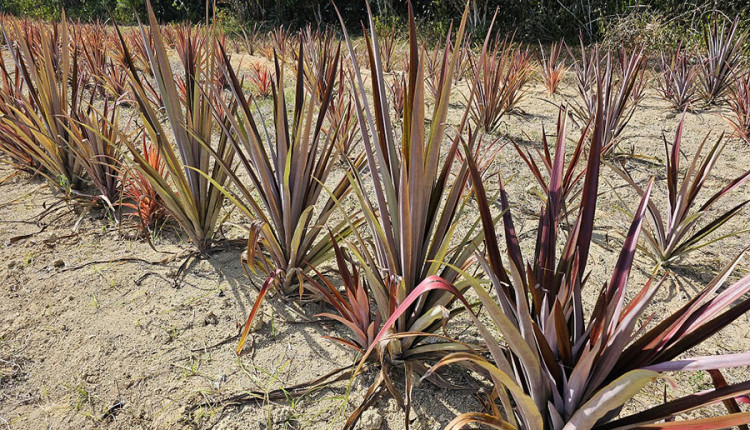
[[470, 30, 534, 133], [0, 15, 86, 192], [570, 41, 646, 157], [209, 35, 365, 354], [114, 2, 235, 251], [727, 70, 750, 143], [612, 115, 750, 266], [249, 63, 273, 98], [327, 1, 494, 426], [537, 40, 567, 95], [699, 16, 743, 105], [659, 42, 698, 110], [427, 87, 750, 429]]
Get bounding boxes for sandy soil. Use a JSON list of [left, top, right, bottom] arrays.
[[1, 51, 750, 430]]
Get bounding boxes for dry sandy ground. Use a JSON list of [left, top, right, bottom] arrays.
[[1, 56, 750, 430]]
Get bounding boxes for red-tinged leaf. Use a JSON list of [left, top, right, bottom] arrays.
[[552, 300, 572, 363], [464, 142, 510, 289], [666, 114, 685, 212], [356, 276, 475, 371], [604, 178, 654, 329], [700, 162, 750, 210], [708, 369, 750, 430], [322, 336, 365, 353], [237, 269, 283, 355], [643, 352, 750, 373], [628, 411, 750, 429], [316, 312, 368, 350], [618, 250, 747, 369], [532, 320, 563, 387], [672, 200, 749, 257], [576, 71, 605, 277], [515, 144, 549, 193], [600, 379, 750, 429], [445, 412, 516, 430], [497, 175, 525, 289]]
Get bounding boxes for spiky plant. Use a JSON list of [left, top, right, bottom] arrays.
[[503, 45, 534, 112], [249, 63, 273, 98], [0, 14, 86, 192], [269, 26, 290, 60], [124, 26, 154, 73], [204, 38, 366, 354], [423, 36, 446, 99], [114, 0, 235, 251], [303, 233, 381, 354], [726, 70, 750, 144], [659, 42, 698, 111], [122, 137, 170, 234], [239, 22, 263, 56], [454, 35, 472, 84], [377, 21, 400, 72], [470, 31, 533, 133], [77, 22, 111, 97], [293, 25, 338, 102], [572, 45, 645, 157], [514, 108, 588, 218], [427, 87, 750, 430], [699, 16, 743, 105], [67, 96, 124, 208], [0, 42, 36, 171], [612, 115, 750, 266], [330, 1, 495, 426], [326, 65, 360, 153], [601, 46, 646, 156], [569, 36, 598, 121], [389, 71, 406, 119], [537, 40, 567, 95]]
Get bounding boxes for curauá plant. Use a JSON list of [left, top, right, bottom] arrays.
[[121, 136, 170, 235], [377, 21, 400, 73], [699, 16, 743, 106], [2, 18, 128, 207], [424, 37, 447, 100], [514, 108, 589, 220], [114, 0, 235, 251], [303, 232, 381, 355], [0, 39, 37, 172], [600, 46, 646, 157], [659, 42, 698, 111], [0, 14, 87, 192], [571, 43, 645, 157], [469, 30, 533, 133], [330, 1, 499, 426], [66, 95, 125, 209], [293, 24, 338, 102], [249, 63, 273, 98], [326, 64, 360, 153], [204, 36, 366, 354], [611, 115, 750, 266], [537, 40, 567, 95], [727, 70, 750, 144], [569, 36, 598, 123], [239, 22, 263, 56], [426, 82, 750, 429]]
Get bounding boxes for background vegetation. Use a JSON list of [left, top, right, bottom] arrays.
[[1, 0, 748, 42]]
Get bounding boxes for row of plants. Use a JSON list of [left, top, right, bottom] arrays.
[[1, 1, 750, 428]]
